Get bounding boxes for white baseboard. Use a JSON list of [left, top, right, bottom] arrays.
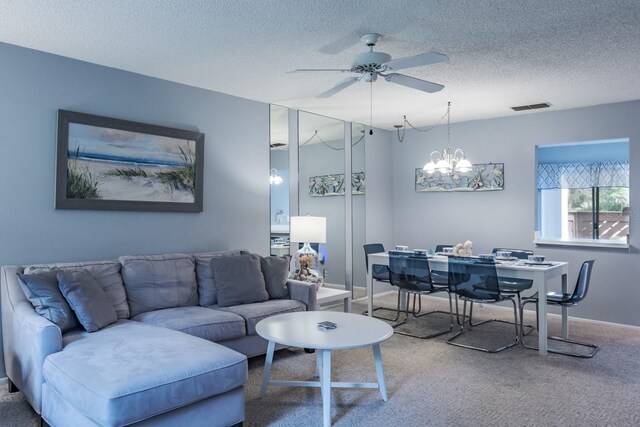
[[352, 290, 395, 304], [363, 292, 640, 330], [0, 377, 7, 387]]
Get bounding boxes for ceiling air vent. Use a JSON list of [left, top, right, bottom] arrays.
[[511, 102, 552, 111]]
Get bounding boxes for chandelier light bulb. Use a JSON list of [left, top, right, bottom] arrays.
[[420, 102, 472, 175], [455, 157, 472, 173], [423, 161, 436, 173], [270, 168, 283, 185]]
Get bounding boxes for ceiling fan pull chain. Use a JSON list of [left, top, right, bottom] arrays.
[[369, 81, 374, 135]]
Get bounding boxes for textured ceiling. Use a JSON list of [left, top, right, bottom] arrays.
[[1, 0, 639, 129]]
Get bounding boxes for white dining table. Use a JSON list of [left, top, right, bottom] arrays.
[[366, 252, 569, 356]]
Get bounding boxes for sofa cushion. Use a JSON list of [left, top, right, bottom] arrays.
[[260, 255, 290, 299], [214, 299, 305, 335], [119, 254, 198, 317], [192, 250, 246, 307], [25, 261, 129, 319], [131, 306, 246, 342], [43, 321, 247, 427], [57, 270, 117, 333], [17, 270, 79, 332], [212, 254, 269, 307]]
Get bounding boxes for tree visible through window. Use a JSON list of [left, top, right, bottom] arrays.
[[567, 187, 629, 240]]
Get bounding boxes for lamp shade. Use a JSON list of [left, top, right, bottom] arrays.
[[290, 216, 326, 243]]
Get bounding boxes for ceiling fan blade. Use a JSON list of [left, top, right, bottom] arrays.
[[385, 73, 444, 93], [383, 52, 448, 71], [318, 31, 363, 54], [316, 76, 360, 98], [287, 68, 351, 73]]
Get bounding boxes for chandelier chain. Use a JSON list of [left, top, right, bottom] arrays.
[[396, 107, 449, 142], [301, 130, 364, 151], [446, 101, 451, 150]]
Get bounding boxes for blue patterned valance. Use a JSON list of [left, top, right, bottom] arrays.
[[537, 161, 629, 190]]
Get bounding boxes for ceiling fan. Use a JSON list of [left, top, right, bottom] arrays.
[[290, 33, 448, 98]]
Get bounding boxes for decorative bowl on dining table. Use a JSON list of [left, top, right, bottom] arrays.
[[495, 250, 512, 259]]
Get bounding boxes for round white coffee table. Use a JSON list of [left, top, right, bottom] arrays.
[[256, 311, 393, 427]]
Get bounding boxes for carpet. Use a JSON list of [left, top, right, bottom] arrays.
[[2, 293, 640, 426]]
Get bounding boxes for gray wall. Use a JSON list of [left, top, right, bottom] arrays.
[[365, 129, 395, 293], [352, 126, 366, 288], [392, 100, 640, 326], [0, 42, 270, 377]]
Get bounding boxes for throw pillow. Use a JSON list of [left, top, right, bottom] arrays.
[[211, 253, 269, 307], [57, 270, 118, 333], [260, 255, 290, 299], [18, 270, 79, 332], [119, 254, 198, 318], [25, 261, 130, 319], [193, 250, 248, 307]]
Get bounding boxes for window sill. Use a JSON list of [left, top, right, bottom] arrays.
[[534, 238, 629, 249]]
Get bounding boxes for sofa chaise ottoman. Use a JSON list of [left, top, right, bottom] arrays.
[[42, 321, 247, 427]]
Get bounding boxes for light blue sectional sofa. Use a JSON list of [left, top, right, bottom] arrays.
[[1, 250, 317, 427]]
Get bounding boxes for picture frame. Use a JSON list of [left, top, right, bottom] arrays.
[[415, 163, 504, 192], [55, 110, 204, 212], [308, 172, 365, 197]]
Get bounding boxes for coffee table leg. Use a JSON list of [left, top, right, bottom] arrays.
[[260, 340, 276, 397], [315, 349, 322, 377], [372, 344, 388, 401], [321, 349, 332, 427]]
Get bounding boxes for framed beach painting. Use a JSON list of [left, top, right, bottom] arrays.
[[55, 110, 204, 212]]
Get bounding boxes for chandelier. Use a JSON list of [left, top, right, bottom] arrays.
[[269, 168, 283, 185], [423, 102, 472, 174]]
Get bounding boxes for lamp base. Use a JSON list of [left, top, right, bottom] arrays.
[[294, 243, 324, 289], [296, 242, 318, 270], [292, 268, 324, 290]]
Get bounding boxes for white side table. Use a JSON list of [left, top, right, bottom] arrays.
[[316, 286, 351, 312], [256, 311, 393, 427]]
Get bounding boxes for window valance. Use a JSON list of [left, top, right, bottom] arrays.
[[537, 161, 629, 190]]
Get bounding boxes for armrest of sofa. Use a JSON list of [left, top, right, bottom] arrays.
[[1, 266, 63, 413], [286, 279, 318, 311]]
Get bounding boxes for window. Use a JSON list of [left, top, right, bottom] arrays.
[[536, 139, 629, 245]]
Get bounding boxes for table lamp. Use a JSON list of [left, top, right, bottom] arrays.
[[290, 216, 326, 286]]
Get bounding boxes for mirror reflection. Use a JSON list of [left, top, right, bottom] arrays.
[[269, 105, 290, 256], [298, 111, 346, 288]]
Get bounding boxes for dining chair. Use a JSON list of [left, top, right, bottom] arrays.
[[387, 251, 453, 339], [520, 260, 599, 358], [431, 244, 455, 285], [362, 243, 396, 319], [445, 256, 519, 353], [490, 247, 535, 336]]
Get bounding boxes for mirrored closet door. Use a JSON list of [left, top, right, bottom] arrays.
[[269, 105, 290, 256], [298, 111, 346, 288]]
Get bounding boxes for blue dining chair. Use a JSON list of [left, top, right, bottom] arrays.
[[520, 260, 599, 358], [445, 256, 519, 353], [387, 252, 454, 339], [490, 247, 535, 336], [362, 243, 396, 319]]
